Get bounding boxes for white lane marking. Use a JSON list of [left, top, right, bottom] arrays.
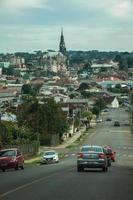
[[72, 154, 76, 156], [122, 154, 127, 157], [0, 167, 75, 198], [116, 146, 133, 150], [123, 147, 127, 149], [128, 147, 133, 150], [128, 155, 133, 158], [110, 130, 130, 133]]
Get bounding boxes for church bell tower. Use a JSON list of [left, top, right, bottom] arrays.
[[59, 28, 67, 55]]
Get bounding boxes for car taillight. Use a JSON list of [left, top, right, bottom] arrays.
[[98, 153, 105, 159], [77, 153, 83, 158]]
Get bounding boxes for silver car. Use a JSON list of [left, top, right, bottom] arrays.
[[77, 145, 108, 172], [41, 150, 59, 164]]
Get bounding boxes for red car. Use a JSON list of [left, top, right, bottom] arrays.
[[0, 148, 24, 172], [104, 146, 116, 162]]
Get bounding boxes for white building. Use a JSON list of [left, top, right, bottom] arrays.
[[111, 97, 119, 108], [0, 62, 10, 68]]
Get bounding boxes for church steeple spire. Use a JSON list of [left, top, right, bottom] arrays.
[[59, 28, 67, 55]]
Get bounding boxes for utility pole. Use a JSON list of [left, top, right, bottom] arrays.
[[72, 111, 75, 134]]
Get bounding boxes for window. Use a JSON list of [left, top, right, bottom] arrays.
[[0, 150, 16, 157]]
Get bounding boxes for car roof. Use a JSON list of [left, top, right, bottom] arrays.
[[81, 145, 103, 148], [0, 148, 18, 152], [44, 150, 56, 153], [81, 145, 103, 149]]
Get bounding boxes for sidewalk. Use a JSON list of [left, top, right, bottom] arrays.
[[39, 127, 86, 152]]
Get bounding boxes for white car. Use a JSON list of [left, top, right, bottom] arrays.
[[41, 150, 59, 164], [96, 118, 103, 123]]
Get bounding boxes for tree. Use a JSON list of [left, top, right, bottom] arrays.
[[78, 82, 90, 91], [23, 73, 30, 80], [16, 98, 69, 144], [21, 84, 32, 94], [92, 106, 100, 117], [94, 97, 106, 111], [81, 110, 93, 129]]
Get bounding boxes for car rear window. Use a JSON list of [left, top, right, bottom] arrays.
[[0, 150, 16, 157], [81, 147, 103, 153]]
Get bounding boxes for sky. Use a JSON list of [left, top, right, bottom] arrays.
[[0, 0, 133, 53]]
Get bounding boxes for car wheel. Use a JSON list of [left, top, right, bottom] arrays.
[[20, 165, 24, 170], [77, 166, 84, 172], [103, 167, 108, 172], [2, 169, 5, 172], [15, 165, 19, 170], [108, 160, 111, 166]]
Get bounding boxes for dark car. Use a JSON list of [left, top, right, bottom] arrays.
[[0, 148, 24, 172], [77, 145, 108, 172], [106, 117, 112, 121], [114, 121, 120, 126]]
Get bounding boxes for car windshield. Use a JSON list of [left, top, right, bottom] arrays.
[[0, 150, 16, 157], [44, 152, 55, 156], [81, 147, 102, 153]]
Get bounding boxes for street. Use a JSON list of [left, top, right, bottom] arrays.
[[0, 107, 133, 200]]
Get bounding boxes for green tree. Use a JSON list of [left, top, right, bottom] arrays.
[[81, 110, 93, 129], [92, 106, 100, 117], [16, 98, 69, 144], [21, 84, 32, 94], [94, 97, 106, 112], [78, 82, 90, 91]]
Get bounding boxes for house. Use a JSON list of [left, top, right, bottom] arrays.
[[62, 99, 90, 118], [52, 93, 69, 103], [111, 97, 119, 108], [1, 113, 17, 122]]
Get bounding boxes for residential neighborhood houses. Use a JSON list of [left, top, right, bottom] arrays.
[[0, 34, 133, 154]]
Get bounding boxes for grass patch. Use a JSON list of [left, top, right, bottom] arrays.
[[66, 128, 95, 148]]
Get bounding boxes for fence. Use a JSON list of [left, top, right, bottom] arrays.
[[0, 141, 40, 157]]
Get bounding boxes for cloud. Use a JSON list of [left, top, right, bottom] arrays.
[[0, 0, 133, 52], [0, 0, 49, 12], [70, 0, 133, 20], [0, 25, 133, 53], [110, 0, 133, 19]]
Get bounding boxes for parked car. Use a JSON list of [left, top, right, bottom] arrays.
[[104, 146, 116, 162], [114, 121, 120, 126], [96, 118, 103, 123], [0, 148, 24, 172], [77, 145, 108, 172], [106, 117, 112, 121], [41, 150, 59, 164], [124, 120, 130, 126]]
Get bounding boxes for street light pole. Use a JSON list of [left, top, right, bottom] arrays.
[[73, 112, 75, 134]]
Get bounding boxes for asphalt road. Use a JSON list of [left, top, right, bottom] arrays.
[[0, 107, 133, 200]]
